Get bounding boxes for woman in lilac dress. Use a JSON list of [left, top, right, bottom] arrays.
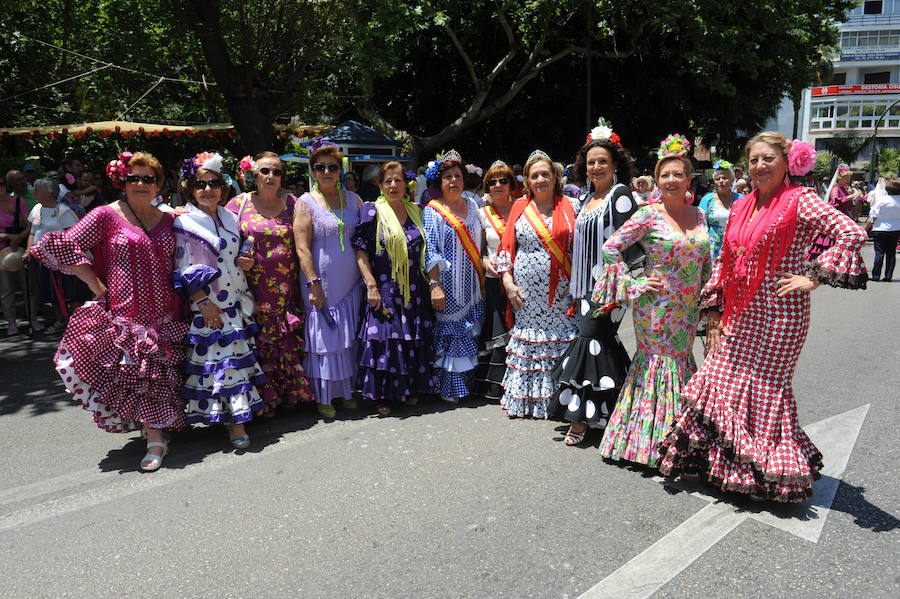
[[353, 161, 434, 415], [226, 151, 313, 414], [293, 141, 363, 419]]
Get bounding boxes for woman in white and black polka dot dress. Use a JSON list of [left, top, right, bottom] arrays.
[[548, 138, 642, 445]]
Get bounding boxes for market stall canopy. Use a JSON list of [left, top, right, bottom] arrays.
[[0, 120, 331, 140], [300, 120, 403, 157]]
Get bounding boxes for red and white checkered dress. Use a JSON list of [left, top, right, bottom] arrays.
[[659, 188, 868, 502], [30, 206, 188, 433]]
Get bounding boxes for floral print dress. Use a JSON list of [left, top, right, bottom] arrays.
[[226, 193, 313, 409], [591, 206, 711, 467]]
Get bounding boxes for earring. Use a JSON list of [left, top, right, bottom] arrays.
[[613, 173, 618, 186]]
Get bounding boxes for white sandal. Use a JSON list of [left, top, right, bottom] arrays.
[[140, 441, 168, 472]]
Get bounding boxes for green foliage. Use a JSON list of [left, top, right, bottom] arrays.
[[876, 147, 900, 176], [820, 131, 867, 165], [813, 151, 838, 179]]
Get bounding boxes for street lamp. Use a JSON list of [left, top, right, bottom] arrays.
[[868, 97, 900, 183]]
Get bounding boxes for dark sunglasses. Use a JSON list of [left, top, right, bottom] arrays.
[[124, 174, 158, 184], [488, 177, 510, 186], [192, 179, 225, 190], [312, 163, 341, 173], [258, 167, 283, 176]]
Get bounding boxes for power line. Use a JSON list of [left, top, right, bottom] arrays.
[[116, 77, 166, 120], [1, 65, 110, 103], [12, 31, 214, 87]]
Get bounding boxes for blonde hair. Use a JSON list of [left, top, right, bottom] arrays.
[[653, 155, 692, 181], [745, 131, 791, 159], [522, 154, 563, 197]]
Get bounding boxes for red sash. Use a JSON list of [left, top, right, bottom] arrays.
[[483, 204, 507, 237], [427, 200, 484, 288]]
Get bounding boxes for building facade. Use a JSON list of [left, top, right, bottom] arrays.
[[769, 1, 900, 165]]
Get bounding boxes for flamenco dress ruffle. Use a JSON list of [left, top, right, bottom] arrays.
[[548, 296, 631, 428], [304, 283, 364, 403], [358, 285, 435, 403], [182, 300, 266, 425], [474, 277, 508, 401], [254, 308, 312, 408], [54, 300, 189, 432], [432, 301, 484, 399]]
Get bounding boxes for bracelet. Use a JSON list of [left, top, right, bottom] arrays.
[[428, 280, 441, 287], [304, 277, 321, 289], [197, 297, 210, 306]]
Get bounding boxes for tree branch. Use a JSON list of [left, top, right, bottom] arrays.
[[443, 23, 481, 90]]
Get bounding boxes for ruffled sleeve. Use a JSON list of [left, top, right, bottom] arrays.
[[352, 202, 378, 253], [800, 190, 869, 288], [699, 256, 726, 309], [591, 206, 655, 305], [172, 215, 222, 298], [29, 204, 107, 274], [422, 205, 448, 272]]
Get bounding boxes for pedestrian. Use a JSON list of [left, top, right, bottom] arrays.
[[549, 122, 641, 444], [474, 160, 515, 401], [806, 165, 861, 261], [227, 152, 314, 415], [353, 161, 434, 415], [659, 132, 869, 502], [0, 174, 38, 336], [294, 140, 363, 419], [29, 151, 188, 471], [495, 150, 578, 419], [698, 160, 744, 261], [175, 152, 265, 449], [422, 150, 485, 403], [867, 177, 900, 282], [24, 178, 89, 327], [594, 134, 712, 468]]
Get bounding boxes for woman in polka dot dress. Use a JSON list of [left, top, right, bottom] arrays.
[[29, 152, 188, 471], [353, 162, 434, 415], [174, 153, 265, 449], [226, 152, 314, 414], [549, 136, 641, 444], [660, 133, 868, 502], [592, 149, 711, 468], [495, 152, 579, 419]]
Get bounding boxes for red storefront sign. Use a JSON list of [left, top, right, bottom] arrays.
[[812, 84, 900, 96]]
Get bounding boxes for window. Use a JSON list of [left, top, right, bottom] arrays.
[[864, 71, 891, 84], [830, 73, 847, 85], [864, 1, 883, 14]]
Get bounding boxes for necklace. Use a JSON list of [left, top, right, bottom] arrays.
[[315, 182, 346, 251], [122, 198, 149, 233], [253, 192, 286, 219]]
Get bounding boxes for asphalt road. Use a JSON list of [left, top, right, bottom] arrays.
[[0, 244, 897, 599]]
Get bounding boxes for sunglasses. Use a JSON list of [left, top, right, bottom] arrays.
[[488, 178, 510, 186], [124, 174, 158, 184], [192, 179, 225, 190], [258, 167, 283, 176], [313, 163, 341, 173]]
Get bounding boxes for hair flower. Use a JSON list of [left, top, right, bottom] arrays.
[[105, 151, 133, 189], [657, 134, 691, 159], [586, 117, 622, 146], [425, 161, 442, 181], [787, 140, 816, 176], [713, 159, 734, 171], [239, 156, 255, 174], [64, 173, 76, 186], [465, 163, 483, 177]]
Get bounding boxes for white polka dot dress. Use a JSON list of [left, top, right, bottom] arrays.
[[173, 205, 266, 425]]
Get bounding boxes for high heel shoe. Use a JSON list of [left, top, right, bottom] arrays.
[[140, 441, 168, 472]]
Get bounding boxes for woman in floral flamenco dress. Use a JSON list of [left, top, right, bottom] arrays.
[[593, 136, 711, 468], [660, 133, 868, 502]]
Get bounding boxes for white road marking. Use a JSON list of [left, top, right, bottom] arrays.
[[577, 404, 869, 599]]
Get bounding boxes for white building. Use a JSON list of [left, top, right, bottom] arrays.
[[768, 1, 900, 165]]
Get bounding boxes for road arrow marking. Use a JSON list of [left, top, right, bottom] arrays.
[[577, 404, 869, 599]]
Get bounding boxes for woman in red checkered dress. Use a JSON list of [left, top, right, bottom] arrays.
[[659, 132, 868, 502], [29, 152, 188, 472]]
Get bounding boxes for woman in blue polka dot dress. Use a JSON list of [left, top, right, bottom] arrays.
[[173, 152, 266, 449]]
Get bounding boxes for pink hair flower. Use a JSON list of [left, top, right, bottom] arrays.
[[787, 140, 816, 176]]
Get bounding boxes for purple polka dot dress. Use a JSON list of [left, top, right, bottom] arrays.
[[352, 202, 435, 404]]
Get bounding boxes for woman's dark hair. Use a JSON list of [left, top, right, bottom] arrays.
[[574, 139, 634, 189], [885, 177, 900, 195]]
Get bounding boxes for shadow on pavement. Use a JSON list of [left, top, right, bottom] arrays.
[[0, 332, 71, 417]]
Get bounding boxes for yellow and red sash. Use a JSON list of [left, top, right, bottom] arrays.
[[522, 201, 572, 280], [427, 200, 484, 287], [483, 204, 507, 237]]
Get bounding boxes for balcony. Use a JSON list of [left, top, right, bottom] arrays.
[[842, 14, 900, 26]]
